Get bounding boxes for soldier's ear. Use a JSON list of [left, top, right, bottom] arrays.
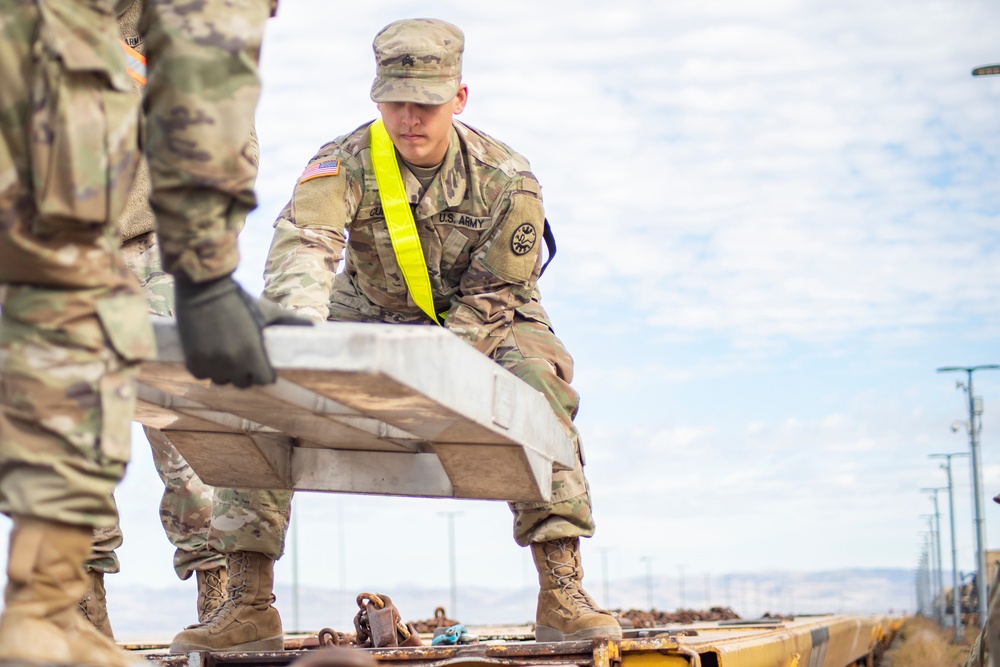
[[453, 84, 468, 115]]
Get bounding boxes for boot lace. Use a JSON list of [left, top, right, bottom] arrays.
[[198, 567, 228, 621], [192, 553, 248, 629], [544, 539, 603, 614]]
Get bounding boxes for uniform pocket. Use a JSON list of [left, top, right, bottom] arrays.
[[98, 371, 136, 463], [30, 1, 137, 227], [370, 222, 407, 294], [95, 294, 156, 362]]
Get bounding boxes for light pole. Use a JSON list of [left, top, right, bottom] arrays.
[[922, 488, 947, 626], [931, 452, 968, 640], [677, 565, 686, 610], [640, 556, 654, 610], [439, 511, 462, 618], [291, 498, 300, 633], [918, 541, 930, 615], [598, 547, 612, 610], [921, 514, 939, 617], [938, 364, 1000, 624]]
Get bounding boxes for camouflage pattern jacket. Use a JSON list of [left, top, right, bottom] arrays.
[[263, 120, 550, 355]]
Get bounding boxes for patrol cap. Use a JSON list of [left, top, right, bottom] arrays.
[[370, 19, 464, 105]]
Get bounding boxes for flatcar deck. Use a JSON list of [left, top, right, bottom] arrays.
[[129, 615, 900, 667]]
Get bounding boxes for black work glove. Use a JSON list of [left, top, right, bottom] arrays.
[[174, 275, 311, 388]]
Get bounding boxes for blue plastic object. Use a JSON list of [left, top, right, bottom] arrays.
[[431, 624, 468, 646]]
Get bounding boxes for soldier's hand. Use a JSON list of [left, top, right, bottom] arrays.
[[174, 275, 310, 388]]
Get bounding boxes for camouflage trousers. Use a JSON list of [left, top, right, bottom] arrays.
[[491, 313, 594, 547], [208, 296, 595, 558], [86, 426, 226, 577], [87, 431, 290, 568], [328, 286, 595, 546], [88, 233, 286, 569], [0, 0, 154, 529], [86, 233, 226, 578]]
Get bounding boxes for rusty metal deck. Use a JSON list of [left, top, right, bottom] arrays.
[[135, 319, 575, 503], [128, 615, 896, 667]]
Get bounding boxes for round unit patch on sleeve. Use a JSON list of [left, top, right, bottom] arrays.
[[511, 222, 537, 256], [483, 193, 544, 283]]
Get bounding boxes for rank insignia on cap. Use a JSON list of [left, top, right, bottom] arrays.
[[299, 159, 341, 184]]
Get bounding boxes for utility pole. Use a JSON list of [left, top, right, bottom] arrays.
[[922, 488, 948, 626], [917, 543, 930, 615], [290, 498, 300, 633], [439, 511, 463, 618], [598, 547, 611, 610], [921, 514, 939, 617], [677, 564, 686, 609], [640, 556, 654, 610], [931, 452, 968, 641], [937, 364, 1000, 624]]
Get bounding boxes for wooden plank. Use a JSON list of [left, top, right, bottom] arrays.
[[135, 319, 575, 502]]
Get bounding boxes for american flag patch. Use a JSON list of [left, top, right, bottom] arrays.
[[298, 159, 340, 184]]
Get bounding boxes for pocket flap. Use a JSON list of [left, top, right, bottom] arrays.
[[96, 294, 156, 361], [38, 1, 131, 91]]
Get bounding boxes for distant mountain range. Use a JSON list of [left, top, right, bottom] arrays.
[[99, 567, 917, 644]]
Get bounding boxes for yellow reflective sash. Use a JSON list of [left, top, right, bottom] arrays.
[[369, 119, 442, 325]]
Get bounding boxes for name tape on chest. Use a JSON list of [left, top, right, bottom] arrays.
[[361, 207, 490, 232], [438, 212, 490, 230]]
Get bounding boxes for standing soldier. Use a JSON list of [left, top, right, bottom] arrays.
[[169, 18, 622, 652], [77, 0, 264, 640], [0, 0, 287, 665]]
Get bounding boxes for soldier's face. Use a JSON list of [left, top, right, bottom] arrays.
[[377, 85, 468, 167]]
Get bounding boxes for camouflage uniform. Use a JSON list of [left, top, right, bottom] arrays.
[[0, 0, 273, 536], [83, 0, 267, 580], [141, 0, 272, 284], [259, 119, 594, 548], [0, 0, 278, 660], [205, 488, 291, 560], [0, 0, 153, 531]]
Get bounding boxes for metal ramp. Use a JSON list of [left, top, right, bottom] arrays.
[[135, 319, 575, 503]]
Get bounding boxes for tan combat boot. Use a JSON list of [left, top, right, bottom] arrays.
[[196, 566, 229, 623], [78, 569, 114, 639], [531, 538, 622, 642], [0, 516, 141, 666], [170, 551, 283, 652]]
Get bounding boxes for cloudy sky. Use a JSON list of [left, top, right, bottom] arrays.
[[5, 0, 1000, 630]]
